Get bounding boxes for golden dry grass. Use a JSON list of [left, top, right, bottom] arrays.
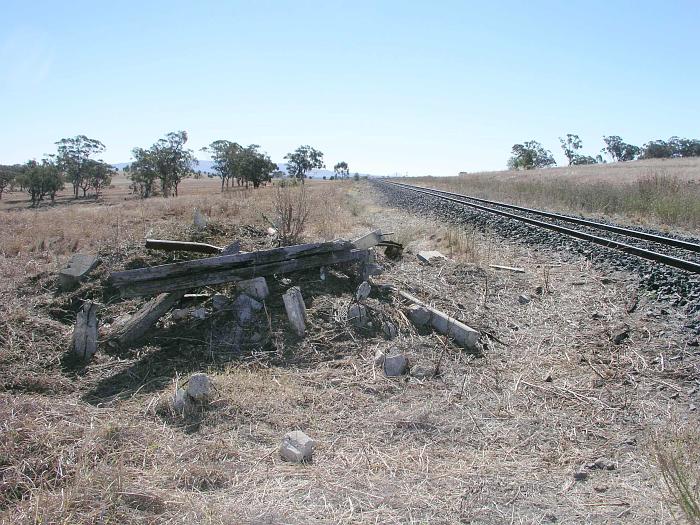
[[416, 157, 700, 232], [1, 179, 698, 523]]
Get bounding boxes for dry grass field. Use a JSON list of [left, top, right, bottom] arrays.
[[1, 177, 699, 524], [413, 157, 700, 233]]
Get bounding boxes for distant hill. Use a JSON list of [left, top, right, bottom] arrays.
[[112, 161, 381, 179]]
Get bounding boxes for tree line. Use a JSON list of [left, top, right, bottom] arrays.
[[508, 134, 700, 170], [0, 131, 352, 206]]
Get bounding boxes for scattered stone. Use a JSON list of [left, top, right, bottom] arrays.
[[382, 321, 398, 339], [266, 227, 277, 236], [190, 308, 208, 320], [232, 293, 263, 325], [407, 304, 431, 327], [319, 266, 327, 281], [280, 430, 316, 463], [589, 458, 616, 471], [543, 370, 553, 382], [410, 364, 433, 379], [383, 353, 408, 377], [417, 250, 447, 265], [72, 301, 99, 360], [535, 286, 544, 295], [193, 208, 208, 230], [612, 324, 630, 345], [283, 287, 307, 337], [518, 294, 531, 305], [237, 277, 269, 301], [186, 373, 213, 403], [591, 312, 603, 320], [573, 470, 589, 481], [348, 303, 367, 327], [356, 281, 371, 302], [59, 254, 100, 291]]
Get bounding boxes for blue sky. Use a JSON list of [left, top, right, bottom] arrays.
[[1, 0, 698, 175]]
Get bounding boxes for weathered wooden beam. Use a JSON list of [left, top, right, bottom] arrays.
[[118, 249, 368, 298], [399, 290, 480, 351], [352, 230, 384, 250], [72, 301, 99, 360], [489, 264, 525, 273], [110, 240, 353, 288], [145, 239, 223, 254], [110, 291, 186, 347]]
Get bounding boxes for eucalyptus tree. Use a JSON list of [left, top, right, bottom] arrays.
[[284, 145, 324, 181], [55, 135, 105, 198]]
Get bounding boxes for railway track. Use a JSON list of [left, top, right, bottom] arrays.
[[382, 180, 700, 274]]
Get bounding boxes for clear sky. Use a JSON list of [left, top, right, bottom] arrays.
[[1, 0, 699, 175]]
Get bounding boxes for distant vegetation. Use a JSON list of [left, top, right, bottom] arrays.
[[0, 133, 350, 207], [508, 134, 700, 170]]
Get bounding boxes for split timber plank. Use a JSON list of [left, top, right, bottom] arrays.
[[110, 239, 353, 288], [489, 264, 525, 273], [145, 239, 223, 254], [72, 301, 99, 360], [352, 230, 384, 250], [111, 291, 186, 347], [118, 249, 368, 298], [398, 290, 480, 351]]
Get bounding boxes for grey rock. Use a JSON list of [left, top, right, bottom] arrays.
[[221, 240, 241, 255], [573, 470, 589, 481], [356, 281, 371, 302], [280, 430, 316, 463], [383, 353, 408, 377], [589, 458, 616, 471], [237, 277, 269, 301], [518, 294, 531, 305], [283, 287, 307, 337], [612, 325, 630, 345], [59, 254, 100, 291], [186, 373, 213, 403], [407, 304, 431, 326], [173, 388, 188, 412]]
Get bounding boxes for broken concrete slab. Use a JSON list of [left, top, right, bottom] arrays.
[[59, 254, 100, 291], [383, 353, 408, 377], [280, 430, 316, 463], [283, 287, 307, 337], [186, 373, 213, 403], [407, 304, 431, 327], [356, 281, 371, 302], [347, 303, 367, 327], [417, 250, 446, 265], [72, 301, 98, 360], [232, 293, 263, 325], [237, 276, 269, 301], [400, 291, 480, 351]]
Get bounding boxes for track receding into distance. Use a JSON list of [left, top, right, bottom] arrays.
[[382, 180, 700, 274]]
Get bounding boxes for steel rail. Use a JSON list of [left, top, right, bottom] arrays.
[[383, 181, 700, 274], [387, 181, 700, 253]]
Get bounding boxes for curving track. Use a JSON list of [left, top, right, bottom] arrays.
[[382, 180, 700, 274]]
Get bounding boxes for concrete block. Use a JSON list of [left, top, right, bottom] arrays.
[[383, 353, 408, 376], [283, 287, 307, 337], [59, 254, 99, 291], [186, 373, 213, 403], [280, 430, 316, 463], [237, 277, 269, 301], [417, 250, 446, 265]]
